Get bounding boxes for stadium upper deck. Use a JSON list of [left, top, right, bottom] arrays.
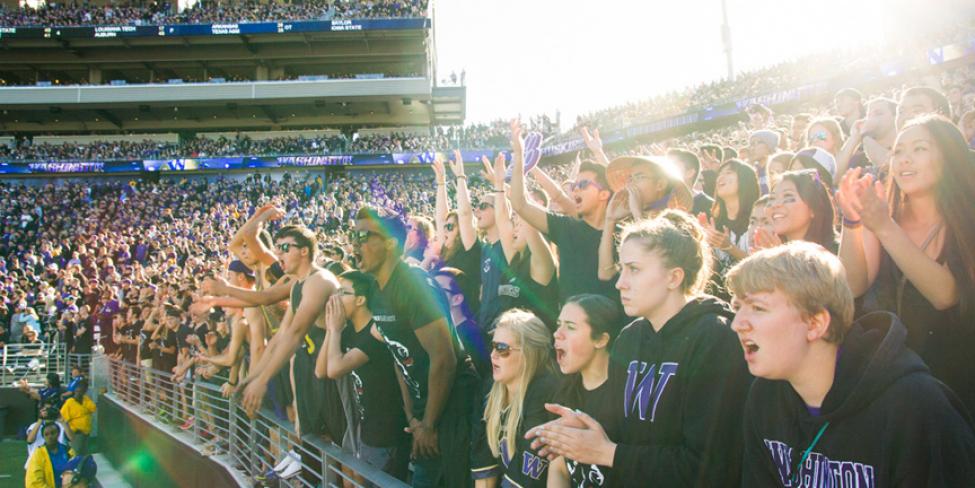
[[0, 0, 465, 134]]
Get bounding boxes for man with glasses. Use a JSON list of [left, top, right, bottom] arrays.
[[510, 137, 619, 304], [314, 270, 410, 480], [353, 206, 476, 488], [239, 224, 345, 446]]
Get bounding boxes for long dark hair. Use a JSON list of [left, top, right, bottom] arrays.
[[777, 170, 836, 249], [890, 115, 975, 318], [712, 159, 760, 237], [557, 294, 624, 409]]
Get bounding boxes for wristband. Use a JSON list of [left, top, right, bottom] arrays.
[[455, 175, 468, 180], [842, 217, 862, 229]]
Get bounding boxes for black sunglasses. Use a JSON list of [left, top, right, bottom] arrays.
[[571, 179, 604, 192], [477, 202, 494, 211], [277, 242, 303, 253], [353, 230, 384, 243], [445, 222, 456, 232], [491, 341, 521, 358]]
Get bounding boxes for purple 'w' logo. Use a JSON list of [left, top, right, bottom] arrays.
[[623, 361, 678, 422]]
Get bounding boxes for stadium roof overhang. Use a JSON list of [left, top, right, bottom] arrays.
[[0, 20, 468, 133]]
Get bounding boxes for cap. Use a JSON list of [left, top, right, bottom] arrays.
[[795, 148, 837, 178], [750, 130, 780, 151], [228, 260, 254, 279], [65, 455, 98, 482], [606, 156, 693, 212]]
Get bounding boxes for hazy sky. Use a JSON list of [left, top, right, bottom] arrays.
[[434, 0, 970, 125]]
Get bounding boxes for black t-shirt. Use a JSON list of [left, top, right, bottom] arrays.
[[372, 261, 467, 419], [546, 213, 619, 304], [557, 375, 621, 487], [692, 192, 715, 217], [154, 331, 178, 372], [446, 239, 483, 316], [497, 251, 559, 331], [138, 326, 152, 361], [477, 239, 508, 330], [119, 322, 139, 364], [341, 319, 408, 447]]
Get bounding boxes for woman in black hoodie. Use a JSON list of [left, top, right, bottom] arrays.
[[527, 210, 752, 487], [729, 242, 975, 486]]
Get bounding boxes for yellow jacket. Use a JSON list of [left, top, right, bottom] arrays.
[[25, 444, 74, 488], [60, 395, 96, 435]]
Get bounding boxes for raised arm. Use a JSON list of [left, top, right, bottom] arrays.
[[597, 192, 630, 281], [509, 121, 551, 234], [432, 155, 450, 242], [581, 127, 610, 167], [449, 149, 479, 251], [229, 204, 278, 267], [529, 164, 575, 214], [486, 154, 518, 264], [204, 275, 291, 307]]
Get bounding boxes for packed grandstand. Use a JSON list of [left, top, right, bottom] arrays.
[[2, 1, 975, 488]]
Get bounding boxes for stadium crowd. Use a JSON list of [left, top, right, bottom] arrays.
[[0, 0, 430, 28], [3, 10, 975, 484], [0, 118, 557, 162], [5, 71, 975, 486], [0, 69, 425, 87]]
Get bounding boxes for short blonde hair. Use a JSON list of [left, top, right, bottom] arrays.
[[726, 241, 854, 343]]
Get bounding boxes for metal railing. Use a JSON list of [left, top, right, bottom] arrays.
[[1, 341, 63, 386], [104, 357, 408, 488]]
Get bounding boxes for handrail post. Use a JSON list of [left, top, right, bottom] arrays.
[[191, 379, 200, 442], [228, 391, 237, 466]]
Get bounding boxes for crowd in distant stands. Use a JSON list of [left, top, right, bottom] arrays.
[[556, 18, 975, 141], [0, 70, 424, 88], [0, 119, 559, 162], [0, 0, 429, 28]]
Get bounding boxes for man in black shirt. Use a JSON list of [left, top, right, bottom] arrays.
[[354, 206, 476, 488], [315, 270, 409, 480], [509, 132, 618, 304], [239, 224, 340, 442]]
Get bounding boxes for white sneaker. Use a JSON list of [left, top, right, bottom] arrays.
[[273, 449, 299, 473], [277, 454, 302, 480]]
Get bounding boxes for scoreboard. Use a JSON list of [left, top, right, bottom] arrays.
[[0, 17, 429, 39]]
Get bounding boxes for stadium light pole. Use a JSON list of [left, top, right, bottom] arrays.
[[721, 0, 734, 81]]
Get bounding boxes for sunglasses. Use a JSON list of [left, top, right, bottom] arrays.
[[809, 131, 829, 142], [491, 341, 521, 358], [571, 179, 604, 192], [477, 202, 494, 211], [353, 230, 384, 243], [445, 223, 456, 232], [276, 242, 303, 253]]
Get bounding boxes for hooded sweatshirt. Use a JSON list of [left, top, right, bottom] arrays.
[[608, 295, 752, 487], [742, 311, 975, 487]]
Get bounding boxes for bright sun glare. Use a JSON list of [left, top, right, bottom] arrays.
[[435, 0, 971, 125]]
